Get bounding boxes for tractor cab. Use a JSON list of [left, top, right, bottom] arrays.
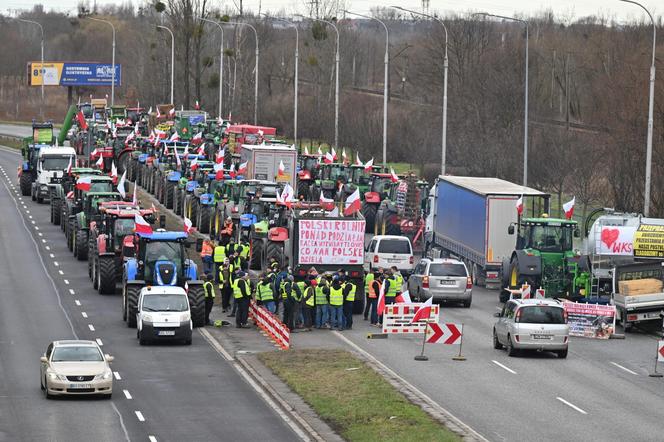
[[132, 232, 194, 286], [512, 218, 577, 254]]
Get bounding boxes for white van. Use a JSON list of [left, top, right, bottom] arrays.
[[365, 235, 415, 276], [137, 286, 192, 345], [32, 146, 76, 204]]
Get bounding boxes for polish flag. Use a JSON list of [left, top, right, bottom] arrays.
[[154, 128, 166, 138], [395, 290, 411, 304], [341, 148, 348, 163], [343, 188, 361, 216], [190, 157, 199, 171], [216, 147, 225, 164], [217, 116, 223, 125], [319, 193, 335, 211], [184, 217, 195, 234], [282, 184, 295, 208], [364, 157, 374, 172], [134, 213, 153, 235], [277, 160, 286, 177], [304, 146, 309, 155], [95, 155, 104, 168], [355, 153, 362, 166], [175, 150, 181, 167], [91, 148, 100, 157], [168, 107, 175, 117], [192, 132, 203, 145], [169, 131, 180, 142], [117, 170, 127, 198], [156, 107, 162, 118], [147, 131, 155, 143], [75, 176, 92, 191], [331, 147, 337, 161], [106, 119, 112, 130], [323, 151, 334, 164], [377, 282, 386, 315], [194, 100, 200, 110], [134, 123, 140, 134], [411, 296, 433, 323], [66, 156, 73, 175], [237, 161, 248, 175], [125, 131, 135, 145], [229, 163, 236, 179], [112, 126, 117, 138], [163, 144, 169, 156], [317, 146, 323, 157], [196, 145, 205, 156], [516, 195, 524, 216], [563, 196, 575, 220], [389, 167, 399, 183], [76, 111, 88, 130], [110, 161, 118, 180], [214, 162, 225, 180], [148, 106, 152, 115], [131, 183, 138, 205]]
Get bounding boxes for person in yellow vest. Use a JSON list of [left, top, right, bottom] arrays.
[[233, 271, 251, 328], [212, 241, 227, 283], [315, 275, 329, 329], [384, 269, 398, 306], [201, 239, 214, 275], [238, 240, 250, 271], [390, 266, 404, 295], [368, 270, 382, 326], [342, 275, 356, 330], [302, 276, 316, 331], [280, 275, 302, 331], [218, 258, 234, 313], [295, 279, 307, 329], [203, 273, 216, 326], [325, 275, 345, 330], [256, 273, 276, 314], [363, 270, 375, 321]]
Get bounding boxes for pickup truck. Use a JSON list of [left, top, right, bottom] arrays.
[[612, 262, 664, 331]]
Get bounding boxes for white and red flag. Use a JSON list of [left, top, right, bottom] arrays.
[[134, 213, 153, 235], [75, 176, 92, 191], [411, 296, 433, 323], [277, 160, 285, 177], [343, 188, 361, 216], [563, 197, 575, 220], [390, 167, 399, 183], [516, 195, 524, 216], [364, 157, 374, 172]]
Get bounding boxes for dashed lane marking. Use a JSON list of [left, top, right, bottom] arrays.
[[63, 279, 69, 285], [58, 270, 64, 275], [74, 300, 81, 306], [492, 360, 517, 374], [123, 390, 132, 399], [610, 361, 638, 375], [81, 312, 88, 318], [557, 397, 588, 415], [149, 436, 158, 442], [53, 261, 59, 266], [135, 411, 145, 422], [49, 253, 55, 258], [96, 338, 103, 346], [88, 324, 95, 331], [113, 371, 121, 380], [69, 289, 75, 295]]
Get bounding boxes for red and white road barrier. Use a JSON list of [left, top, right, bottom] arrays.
[[249, 301, 290, 350], [382, 303, 440, 334], [426, 323, 463, 345]]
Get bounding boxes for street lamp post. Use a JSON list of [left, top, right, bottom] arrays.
[[475, 13, 529, 187], [156, 25, 175, 105], [264, 15, 299, 146], [391, 6, 448, 176], [620, 0, 657, 217], [86, 17, 116, 106], [199, 18, 224, 118], [344, 10, 389, 166], [17, 19, 45, 118], [223, 21, 259, 125]]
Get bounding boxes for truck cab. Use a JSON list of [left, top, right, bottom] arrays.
[[32, 146, 77, 204]]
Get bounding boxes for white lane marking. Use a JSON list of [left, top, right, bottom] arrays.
[[492, 360, 517, 374], [28, 214, 32, 218], [45, 246, 50, 250], [41, 239, 46, 243], [557, 397, 588, 415], [35, 226, 39, 231], [69, 289, 75, 295], [81, 312, 88, 318], [31, 220, 35, 224], [149, 436, 158, 442], [113, 371, 122, 380], [96, 338, 103, 346], [88, 324, 95, 331], [123, 389, 132, 400], [135, 411, 145, 422], [75, 300, 81, 306], [53, 261, 59, 267], [37, 232, 42, 236], [49, 253, 55, 258], [610, 361, 638, 375], [58, 270, 64, 275], [63, 279, 69, 285]]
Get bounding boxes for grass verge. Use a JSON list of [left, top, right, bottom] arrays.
[[259, 349, 459, 442], [0, 136, 22, 150]]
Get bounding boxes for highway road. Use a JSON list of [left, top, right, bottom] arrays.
[[0, 123, 58, 139], [0, 146, 298, 442]]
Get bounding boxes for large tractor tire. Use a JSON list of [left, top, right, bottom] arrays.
[[190, 199, 200, 227], [98, 256, 116, 295], [125, 285, 141, 328], [297, 181, 310, 201], [265, 241, 284, 268], [19, 173, 32, 196], [250, 239, 264, 270], [198, 206, 212, 234], [223, 149, 232, 169], [500, 257, 539, 303], [361, 203, 377, 232], [187, 284, 206, 328], [67, 219, 75, 252], [51, 200, 61, 225], [75, 228, 88, 261], [88, 243, 96, 280], [165, 182, 175, 209]]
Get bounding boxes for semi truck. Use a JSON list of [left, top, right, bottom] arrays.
[[239, 144, 298, 189], [424, 176, 549, 289]]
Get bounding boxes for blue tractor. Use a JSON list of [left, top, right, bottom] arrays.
[[122, 230, 206, 328]]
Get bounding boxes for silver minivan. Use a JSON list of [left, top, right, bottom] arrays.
[[493, 299, 569, 358], [408, 258, 472, 307]]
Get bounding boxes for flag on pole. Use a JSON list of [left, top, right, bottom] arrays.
[[66, 156, 72, 175], [95, 155, 104, 168], [169, 131, 180, 142], [377, 282, 386, 315], [76, 111, 88, 130], [110, 161, 118, 179], [192, 132, 203, 145], [194, 100, 200, 110], [355, 153, 362, 166], [237, 161, 248, 175], [184, 217, 195, 234], [168, 107, 175, 117], [117, 171, 127, 198], [331, 147, 337, 160], [190, 157, 199, 171], [175, 150, 181, 167], [277, 160, 286, 177], [389, 167, 399, 183], [132, 183, 138, 205], [563, 197, 575, 220], [216, 147, 225, 164], [134, 214, 153, 235], [516, 195, 524, 216], [326, 206, 339, 217], [148, 106, 153, 115], [75, 176, 92, 191], [344, 189, 361, 216], [156, 107, 162, 118], [324, 151, 334, 164], [364, 157, 374, 172], [342, 148, 348, 163], [229, 163, 236, 179], [411, 296, 433, 323], [319, 193, 335, 211], [214, 162, 225, 180], [304, 146, 309, 155]]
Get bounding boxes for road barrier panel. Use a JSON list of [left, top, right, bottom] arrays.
[[249, 301, 290, 350], [382, 303, 440, 334]]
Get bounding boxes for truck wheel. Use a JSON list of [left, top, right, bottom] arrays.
[[250, 240, 263, 270], [361, 203, 377, 232], [19, 173, 32, 196], [98, 256, 116, 295], [75, 229, 88, 261], [187, 285, 206, 328], [126, 285, 141, 328], [199, 207, 211, 234], [297, 181, 310, 200], [265, 241, 283, 268]]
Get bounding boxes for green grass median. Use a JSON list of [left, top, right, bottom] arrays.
[[0, 136, 22, 150], [259, 349, 459, 442]]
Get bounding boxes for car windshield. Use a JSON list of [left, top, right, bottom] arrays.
[[142, 294, 188, 312], [90, 182, 114, 193], [429, 263, 466, 277], [114, 218, 135, 243], [42, 156, 73, 171], [518, 306, 566, 324], [378, 240, 411, 254], [52, 346, 103, 362]]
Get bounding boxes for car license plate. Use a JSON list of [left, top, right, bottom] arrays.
[[532, 334, 552, 340], [439, 280, 456, 286], [387, 259, 402, 263], [158, 330, 176, 336], [69, 383, 92, 389]]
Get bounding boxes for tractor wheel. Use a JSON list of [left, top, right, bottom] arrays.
[[361, 203, 377, 232], [19, 173, 32, 196], [265, 241, 284, 268], [118, 152, 130, 176], [75, 229, 88, 261], [98, 256, 116, 295], [67, 219, 75, 252], [309, 186, 320, 202], [250, 239, 264, 270], [224, 149, 232, 169], [187, 285, 206, 328], [165, 182, 175, 209], [190, 200, 200, 227], [92, 257, 99, 289], [297, 181, 310, 201], [37, 194, 44, 204], [88, 243, 96, 279], [126, 285, 141, 328], [199, 207, 211, 234], [502, 258, 539, 302], [52, 200, 61, 225]]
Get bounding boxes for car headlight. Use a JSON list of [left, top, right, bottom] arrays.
[[143, 314, 153, 323], [180, 312, 191, 322], [47, 372, 67, 381], [94, 370, 113, 380]]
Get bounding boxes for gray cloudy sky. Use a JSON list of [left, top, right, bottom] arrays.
[[4, 0, 661, 22]]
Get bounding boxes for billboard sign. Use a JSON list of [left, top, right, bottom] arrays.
[[29, 62, 121, 87], [297, 219, 365, 265], [633, 224, 664, 258]]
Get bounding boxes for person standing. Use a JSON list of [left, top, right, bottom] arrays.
[[369, 270, 382, 326], [384, 270, 398, 306], [220, 217, 234, 245], [302, 277, 316, 331], [315, 275, 329, 329], [342, 277, 356, 330], [203, 273, 216, 325], [233, 271, 251, 328], [274, 266, 289, 315], [391, 266, 404, 295], [218, 258, 234, 313], [326, 276, 345, 330], [280, 275, 302, 331], [256, 273, 276, 314], [200, 239, 214, 275], [363, 270, 374, 320], [212, 240, 226, 282]]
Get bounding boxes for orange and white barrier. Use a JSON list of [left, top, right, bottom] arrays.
[[382, 303, 440, 334], [249, 301, 290, 350]]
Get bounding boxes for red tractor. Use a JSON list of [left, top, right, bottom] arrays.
[[361, 173, 397, 232], [225, 124, 277, 165]]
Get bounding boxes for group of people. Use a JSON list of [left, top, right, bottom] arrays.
[[362, 266, 405, 326]]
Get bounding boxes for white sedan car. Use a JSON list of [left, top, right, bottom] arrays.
[[40, 340, 114, 398]]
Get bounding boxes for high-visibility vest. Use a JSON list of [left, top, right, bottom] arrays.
[[345, 282, 356, 302], [256, 281, 273, 302], [304, 286, 315, 307], [365, 273, 374, 294], [225, 243, 235, 256], [239, 243, 250, 259], [296, 281, 306, 300], [394, 274, 404, 291], [201, 242, 213, 258], [386, 277, 398, 297], [368, 279, 380, 299], [213, 245, 226, 263], [218, 264, 235, 285], [315, 283, 328, 305], [203, 281, 215, 298], [232, 278, 244, 299], [329, 286, 344, 306]]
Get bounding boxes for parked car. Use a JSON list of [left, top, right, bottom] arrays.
[[408, 258, 472, 307], [365, 235, 414, 276], [40, 340, 114, 398], [493, 298, 569, 358]]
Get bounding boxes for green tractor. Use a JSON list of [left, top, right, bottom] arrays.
[[68, 191, 123, 260], [500, 216, 590, 302], [311, 163, 352, 201]]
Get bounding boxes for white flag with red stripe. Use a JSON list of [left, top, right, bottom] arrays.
[[324, 151, 334, 164], [169, 131, 180, 142], [563, 196, 575, 220], [76, 176, 92, 191], [117, 171, 127, 198], [134, 213, 153, 235], [364, 157, 374, 172], [168, 107, 175, 117], [190, 157, 199, 171], [184, 217, 195, 234], [95, 155, 104, 168], [355, 153, 362, 166], [192, 131, 203, 145], [237, 161, 248, 175], [66, 156, 73, 175], [317, 146, 323, 157], [216, 147, 225, 164], [390, 167, 399, 183], [277, 160, 285, 177], [411, 296, 433, 323], [344, 188, 361, 216], [110, 161, 118, 179], [516, 195, 524, 216], [319, 192, 335, 210], [341, 148, 348, 163], [214, 162, 225, 180], [229, 163, 236, 179], [304, 146, 309, 155], [377, 281, 386, 315], [331, 147, 337, 161], [175, 149, 182, 167]]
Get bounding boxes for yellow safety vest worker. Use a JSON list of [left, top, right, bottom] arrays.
[[232, 278, 244, 299], [315, 282, 328, 305], [329, 286, 344, 306], [365, 272, 374, 295], [218, 264, 235, 286], [304, 286, 315, 307], [386, 277, 398, 297], [239, 243, 250, 260], [256, 281, 273, 302], [213, 245, 226, 263], [368, 279, 380, 299], [203, 281, 215, 298], [394, 273, 404, 291], [345, 282, 356, 302]]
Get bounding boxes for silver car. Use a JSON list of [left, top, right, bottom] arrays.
[[408, 258, 472, 307], [493, 299, 569, 358]]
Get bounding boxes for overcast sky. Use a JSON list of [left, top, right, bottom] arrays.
[[4, 0, 661, 23]]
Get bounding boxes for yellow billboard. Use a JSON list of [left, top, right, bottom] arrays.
[[633, 224, 664, 258], [29, 62, 64, 86], [28, 62, 121, 86]]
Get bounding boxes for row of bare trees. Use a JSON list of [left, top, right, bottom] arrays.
[[0, 5, 662, 217]]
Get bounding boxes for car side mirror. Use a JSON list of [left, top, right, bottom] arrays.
[[105, 354, 114, 362], [493, 312, 502, 318], [508, 225, 515, 235], [40, 356, 48, 363]]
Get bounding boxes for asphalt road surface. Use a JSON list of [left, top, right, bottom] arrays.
[[0, 146, 298, 442], [0, 123, 59, 139]]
